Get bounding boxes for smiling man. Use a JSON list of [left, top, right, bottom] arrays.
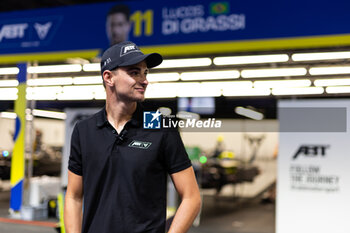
[[64, 41, 201, 233]]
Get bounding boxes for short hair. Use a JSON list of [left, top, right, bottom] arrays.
[[107, 4, 130, 21]]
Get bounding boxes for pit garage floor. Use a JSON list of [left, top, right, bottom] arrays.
[[0, 192, 275, 233], [188, 195, 275, 233]]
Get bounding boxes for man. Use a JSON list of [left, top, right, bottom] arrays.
[[106, 4, 131, 46], [64, 41, 201, 233]]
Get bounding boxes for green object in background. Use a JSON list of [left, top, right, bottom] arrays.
[[199, 156, 208, 164], [186, 147, 201, 161], [210, 2, 230, 15]]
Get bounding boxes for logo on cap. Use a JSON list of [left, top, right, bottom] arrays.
[[103, 57, 112, 67], [120, 44, 139, 56]]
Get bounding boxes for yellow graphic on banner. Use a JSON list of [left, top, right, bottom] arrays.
[[0, 49, 99, 64]]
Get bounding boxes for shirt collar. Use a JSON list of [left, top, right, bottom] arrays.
[[96, 103, 143, 128]]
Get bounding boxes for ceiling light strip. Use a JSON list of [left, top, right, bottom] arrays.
[[27, 77, 73, 86], [254, 79, 311, 88], [272, 87, 324, 95], [241, 67, 307, 78], [28, 64, 82, 74], [32, 109, 66, 120], [223, 88, 271, 96], [0, 80, 19, 87], [147, 73, 180, 82], [314, 78, 350, 87], [83, 63, 100, 72], [292, 51, 350, 61], [309, 66, 350, 75], [73, 76, 102, 85], [180, 70, 239, 81], [235, 107, 264, 120], [326, 86, 350, 94], [0, 67, 19, 75], [155, 58, 212, 69], [214, 54, 289, 65]]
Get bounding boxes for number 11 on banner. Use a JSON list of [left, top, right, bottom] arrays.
[[130, 10, 154, 37]]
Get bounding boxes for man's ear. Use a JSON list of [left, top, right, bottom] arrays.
[[102, 70, 115, 87]]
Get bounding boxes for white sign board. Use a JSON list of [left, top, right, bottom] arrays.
[[61, 108, 100, 187], [277, 99, 350, 233]]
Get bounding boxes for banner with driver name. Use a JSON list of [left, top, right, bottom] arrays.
[[0, 0, 350, 59]]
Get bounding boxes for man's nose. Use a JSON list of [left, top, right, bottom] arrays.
[[140, 74, 149, 86]]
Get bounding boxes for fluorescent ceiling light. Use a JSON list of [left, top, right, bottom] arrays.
[[57, 85, 101, 100], [292, 51, 350, 61], [254, 79, 311, 88], [0, 80, 19, 87], [0, 112, 17, 119], [201, 81, 252, 90], [0, 67, 19, 75], [62, 85, 102, 92], [176, 82, 221, 97], [180, 70, 239, 81], [147, 73, 180, 82], [145, 83, 177, 98], [83, 63, 100, 72], [94, 91, 106, 100], [27, 86, 62, 100], [28, 64, 82, 74], [27, 77, 73, 86], [241, 67, 307, 78], [235, 107, 264, 120], [147, 81, 254, 98], [223, 88, 270, 96], [326, 86, 350, 94], [272, 87, 324, 95], [57, 93, 94, 100], [146, 82, 221, 98], [155, 58, 211, 69], [309, 66, 350, 75], [0, 88, 18, 100], [314, 78, 350, 87], [214, 54, 289, 65], [32, 109, 66, 120], [73, 76, 102, 85], [158, 107, 172, 116]]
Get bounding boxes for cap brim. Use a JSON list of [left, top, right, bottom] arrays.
[[119, 53, 163, 68]]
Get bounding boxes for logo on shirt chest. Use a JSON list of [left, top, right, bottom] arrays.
[[128, 140, 152, 149]]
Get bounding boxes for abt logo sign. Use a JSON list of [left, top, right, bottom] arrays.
[[0, 23, 28, 42], [293, 145, 330, 160]]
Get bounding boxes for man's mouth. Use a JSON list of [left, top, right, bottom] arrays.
[[135, 87, 145, 92]]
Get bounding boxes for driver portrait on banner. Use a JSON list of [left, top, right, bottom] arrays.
[[106, 4, 131, 46]]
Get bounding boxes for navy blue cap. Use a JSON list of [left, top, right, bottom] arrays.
[[101, 41, 163, 73]]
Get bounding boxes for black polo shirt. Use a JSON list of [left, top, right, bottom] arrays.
[[68, 105, 192, 233]]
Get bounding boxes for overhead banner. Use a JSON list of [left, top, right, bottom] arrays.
[[277, 99, 350, 233], [0, 0, 350, 60]]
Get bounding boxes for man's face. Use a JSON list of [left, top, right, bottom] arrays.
[[106, 13, 131, 45], [111, 61, 149, 102]]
